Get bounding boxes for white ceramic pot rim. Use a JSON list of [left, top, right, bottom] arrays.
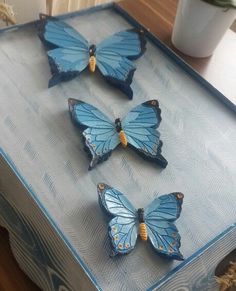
[[171, 0, 236, 58]]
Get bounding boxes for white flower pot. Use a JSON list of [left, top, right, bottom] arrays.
[[171, 0, 236, 57]]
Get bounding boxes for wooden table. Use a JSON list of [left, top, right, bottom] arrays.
[[0, 227, 40, 291], [118, 0, 236, 107], [0, 1, 235, 290]]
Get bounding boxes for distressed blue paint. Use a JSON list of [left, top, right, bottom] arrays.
[[68, 99, 167, 170], [98, 184, 183, 259], [0, 147, 102, 291], [1, 4, 236, 290], [0, 193, 73, 290], [39, 17, 146, 98], [149, 224, 236, 290]]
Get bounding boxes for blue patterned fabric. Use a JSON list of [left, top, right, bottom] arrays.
[[98, 184, 184, 260], [38, 16, 146, 99], [68, 98, 168, 170]]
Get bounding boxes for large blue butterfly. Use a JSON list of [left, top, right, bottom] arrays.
[[68, 98, 168, 170], [38, 15, 146, 99], [98, 183, 184, 260]]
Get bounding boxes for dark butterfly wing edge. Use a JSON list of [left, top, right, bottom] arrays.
[[38, 14, 60, 50], [38, 15, 86, 87], [128, 140, 168, 168], [103, 68, 136, 100], [98, 29, 147, 99], [125, 99, 168, 167], [97, 183, 138, 256], [68, 99, 113, 170], [146, 192, 184, 260], [48, 57, 80, 88], [125, 28, 147, 60]]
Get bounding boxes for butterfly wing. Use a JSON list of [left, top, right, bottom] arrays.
[[144, 192, 184, 260], [97, 29, 146, 60], [38, 17, 89, 87], [96, 53, 135, 100], [39, 16, 89, 49], [47, 47, 89, 87], [122, 100, 168, 168], [98, 183, 138, 255], [68, 99, 120, 170], [96, 29, 146, 99]]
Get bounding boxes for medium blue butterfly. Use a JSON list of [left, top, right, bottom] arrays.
[[98, 183, 184, 260], [38, 15, 146, 99], [68, 98, 168, 170]]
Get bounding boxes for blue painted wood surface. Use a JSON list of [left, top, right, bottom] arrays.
[[68, 98, 167, 170], [98, 183, 184, 260], [39, 15, 146, 99], [0, 5, 236, 291]]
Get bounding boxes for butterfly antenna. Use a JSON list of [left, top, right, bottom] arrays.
[[39, 13, 48, 20]]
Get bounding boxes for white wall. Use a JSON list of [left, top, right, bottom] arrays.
[[50, 0, 113, 15], [1, 0, 113, 27], [7, 0, 46, 24]]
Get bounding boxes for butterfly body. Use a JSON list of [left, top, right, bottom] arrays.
[[89, 56, 96, 73], [138, 208, 148, 241], [98, 183, 184, 260], [119, 130, 128, 147], [139, 222, 148, 241], [89, 44, 96, 72], [38, 16, 147, 99], [115, 118, 128, 147], [69, 98, 168, 170]]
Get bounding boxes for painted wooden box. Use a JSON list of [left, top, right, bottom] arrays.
[[0, 3, 235, 290]]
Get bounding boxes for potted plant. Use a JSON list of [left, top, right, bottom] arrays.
[[171, 0, 236, 57]]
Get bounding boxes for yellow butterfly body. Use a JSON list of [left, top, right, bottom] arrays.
[[89, 56, 96, 72], [119, 130, 128, 147], [139, 222, 148, 241]]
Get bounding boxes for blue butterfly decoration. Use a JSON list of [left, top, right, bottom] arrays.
[[98, 183, 184, 260], [38, 15, 147, 99], [68, 98, 168, 170]]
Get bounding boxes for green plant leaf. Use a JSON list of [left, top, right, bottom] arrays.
[[201, 0, 236, 9]]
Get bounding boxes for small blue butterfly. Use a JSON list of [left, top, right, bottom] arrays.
[[98, 183, 184, 260], [38, 15, 146, 99], [68, 98, 168, 170]]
